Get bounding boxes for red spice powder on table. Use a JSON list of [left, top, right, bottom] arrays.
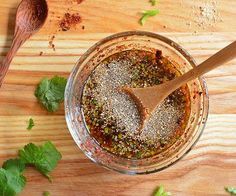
[[76, 0, 84, 4], [49, 35, 56, 51], [59, 13, 81, 31]]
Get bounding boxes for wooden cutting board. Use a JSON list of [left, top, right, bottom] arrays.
[[0, 0, 236, 195]]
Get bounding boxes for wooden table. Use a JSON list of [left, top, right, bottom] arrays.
[[0, 0, 235, 195]]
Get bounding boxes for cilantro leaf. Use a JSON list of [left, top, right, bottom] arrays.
[[27, 118, 35, 130], [0, 159, 26, 196], [2, 159, 25, 174], [139, 9, 159, 26], [150, 0, 157, 6], [0, 142, 61, 195], [35, 76, 67, 112], [154, 185, 171, 196], [19, 141, 62, 180], [225, 187, 236, 195]]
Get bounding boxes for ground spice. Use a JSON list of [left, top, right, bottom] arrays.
[[195, 0, 220, 28], [59, 13, 81, 31], [181, 0, 222, 30], [46, 0, 85, 51]]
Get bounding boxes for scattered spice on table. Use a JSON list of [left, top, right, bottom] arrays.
[[181, 0, 222, 30], [59, 13, 81, 31], [49, 35, 56, 51], [76, 0, 84, 4], [194, 0, 221, 28]]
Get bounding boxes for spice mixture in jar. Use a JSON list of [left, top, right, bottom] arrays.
[[82, 50, 190, 159]]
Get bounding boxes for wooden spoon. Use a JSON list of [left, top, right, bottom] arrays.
[[122, 41, 236, 128], [0, 0, 48, 87]]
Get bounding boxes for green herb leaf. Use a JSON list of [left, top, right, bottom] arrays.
[[0, 159, 26, 196], [139, 9, 159, 26], [150, 0, 157, 6], [225, 187, 236, 195], [154, 185, 171, 196], [27, 118, 35, 130], [0, 169, 26, 196], [19, 141, 62, 180], [2, 159, 25, 174], [43, 191, 51, 196], [35, 76, 67, 112]]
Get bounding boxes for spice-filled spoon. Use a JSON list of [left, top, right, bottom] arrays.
[[122, 41, 236, 128], [0, 0, 48, 87]]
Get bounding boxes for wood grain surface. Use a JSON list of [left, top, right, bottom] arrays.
[[0, 0, 236, 195]]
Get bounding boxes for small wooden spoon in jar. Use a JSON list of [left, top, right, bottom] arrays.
[[122, 41, 236, 128], [0, 0, 48, 87]]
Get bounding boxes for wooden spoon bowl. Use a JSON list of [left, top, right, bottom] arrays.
[[122, 41, 236, 129], [16, 0, 48, 32], [0, 0, 48, 87]]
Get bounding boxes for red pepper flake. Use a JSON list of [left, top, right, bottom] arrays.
[[76, 0, 84, 4], [52, 44, 55, 51], [39, 51, 43, 56], [49, 35, 56, 51], [59, 13, 81, 31]]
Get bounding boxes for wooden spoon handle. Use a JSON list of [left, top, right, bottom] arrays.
[[0, 27, 30, 86], [169, 41, 236, 91]]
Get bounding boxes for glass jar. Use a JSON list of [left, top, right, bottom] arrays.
[[65, 31, 209, 174]]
